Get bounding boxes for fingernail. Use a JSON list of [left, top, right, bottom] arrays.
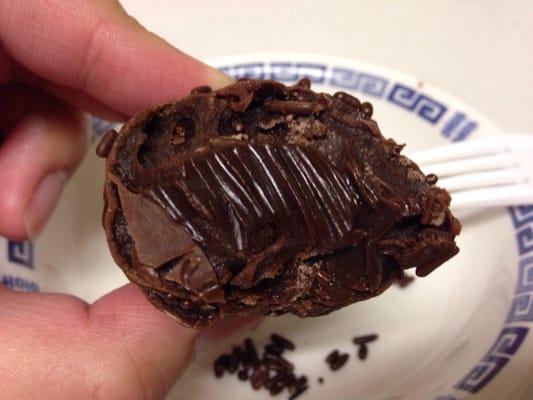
[[25, 171, 68, 238]]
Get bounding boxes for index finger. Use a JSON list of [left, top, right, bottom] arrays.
[[0, 0, 230, 116]]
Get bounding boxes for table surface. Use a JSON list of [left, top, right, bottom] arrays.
[[121, 1, 533, 398]]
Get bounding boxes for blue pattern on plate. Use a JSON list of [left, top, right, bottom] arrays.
[[7, 240, 33, 269], [442, 206, 533, 397], [507, 256, 533, 323], [329, 67, 389, 97], [387, 83, 447, 124], [455, 327, 528, 394], [1, 274, 39, 292], [1, 239, 39, 292], [442, 112, 478, 142]]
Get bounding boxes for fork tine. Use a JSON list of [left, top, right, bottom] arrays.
[[408, 133, 533, 165], [451, 183, 533, 209], [438, 168, 526, 192], [419, 153, 514, 177]]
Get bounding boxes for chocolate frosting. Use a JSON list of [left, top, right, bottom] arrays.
[[99, 79, 461, 327]]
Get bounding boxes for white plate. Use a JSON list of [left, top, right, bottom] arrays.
[[2, 54, 533, 400]]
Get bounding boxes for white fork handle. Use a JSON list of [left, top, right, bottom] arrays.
[[451, 184, 533, 210]]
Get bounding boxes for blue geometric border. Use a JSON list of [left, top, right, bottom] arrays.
[[2, 239, 39, 292], [439, 206, 533, 399], [216, 61, 478, 141], [90, 61, 531, 397], [7, 240, 34, 270]]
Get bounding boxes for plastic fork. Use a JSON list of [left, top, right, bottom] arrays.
[[408, 133, 533, 209]]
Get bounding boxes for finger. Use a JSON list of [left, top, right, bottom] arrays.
[[1, 0, 232, 116], [12, 63, 126, 122], [88, 284, 199, 399], [0, 85, 88, 239], [0, 285, 191, 400], [0, 284, 257, 399], [41, 81, 127, 122]]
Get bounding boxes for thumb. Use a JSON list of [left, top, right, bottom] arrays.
[[88, 284, 198, 398], [0, 283, 259, 399]]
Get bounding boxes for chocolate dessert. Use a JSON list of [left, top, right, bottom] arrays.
[[98, 78, 461, 328]]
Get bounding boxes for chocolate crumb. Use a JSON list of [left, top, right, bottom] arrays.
[[318, 377, 324, 384], [95, 129, 117, 158], [331, 353, 349, 371], [271, 334, 296, 351], [232, 346, 245, 366], [288, 384, 309, 400], [325, 350, 339, 364], [296, 78, 311, 89], [269, 381, 286, 395], [333, 91, 361, 109], [238, 369, 249, 381], [244, 338, 260, 367], [266, 371, 287, 394], [265, 343, 284, 356], [250, 364, 269, 390], [294, 376, 308, 388], [212, 334, 311, 398], [213, 355, 227, 378], [284, 372, 297, 387], [226, 354, 238, 373], [396, 273, 415, 288], [263, 353, 294, 372], [358, 344, 369, 360], [360, 101, 373, 118], [426, 173, 438, 185], [325, 350, 349, 371], [352, 334, 379, 345]]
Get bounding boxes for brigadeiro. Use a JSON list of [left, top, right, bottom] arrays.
[[98, 78, 461, 327]]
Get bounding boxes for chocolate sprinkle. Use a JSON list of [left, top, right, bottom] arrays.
[[244, 338, 260, 367], [238, 369, 249, 381], [95, 129, 117, 158], [213, 355, 227, 378], [325, 350, 350, 371], [294, 376, 308, 388], [250, 364, 269, 390], [232, 346, 245, 366], [325, 350, 340, 364], [396, 273, 415, 288], [331, 353, 349, 371], [352, 334, 379, 345], [358, 344, 369, 361], [265, 343, 285, 356], [426, 173, 439, 185], [213, 334, 309, 398], [271, 334, 296, 351], [288, 385, 309, 400], [263, 353, 294, 372], [226, 354, 238, 373]]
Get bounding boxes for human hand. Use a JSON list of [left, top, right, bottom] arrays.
[[0, 1, 247, 399]]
